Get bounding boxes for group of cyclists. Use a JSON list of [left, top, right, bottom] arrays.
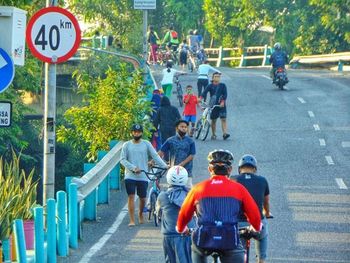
[[147, 25, 206, 69], [118, 39, 292, 263]]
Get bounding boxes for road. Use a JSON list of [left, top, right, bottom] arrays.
[[59, 67, 350, 263]]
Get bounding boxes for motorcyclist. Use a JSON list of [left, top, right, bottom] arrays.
[[269, 42, 289, 83]]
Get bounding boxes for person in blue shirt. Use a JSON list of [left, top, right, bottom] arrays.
[[156, 165, 195, 263], [269, 42, 289, 83], [159, 120, 196, 188]]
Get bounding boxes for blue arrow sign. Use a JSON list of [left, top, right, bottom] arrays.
[[0, 48, 15, 93]]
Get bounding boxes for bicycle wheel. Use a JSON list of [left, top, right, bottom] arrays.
[[200, 119, 210, 141], [177, 84, 183, 107], [188, 60, 193, 72], [149, 192, 158, 226], [194, 120, 203, 139]]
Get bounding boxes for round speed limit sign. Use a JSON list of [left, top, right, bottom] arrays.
[[26, 6, 81, 64]]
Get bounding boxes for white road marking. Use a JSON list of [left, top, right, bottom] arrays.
[[335, 178, 348, 190], [298, 97, 306, 104], [341, 141, 350, 148], [325, 156, 334, 165], [313, 124, 320, 131], [261, 75, 271, 80], [319, 139, 326, 146], [308, 111, 315, 118], [78, 203, 129, 263]]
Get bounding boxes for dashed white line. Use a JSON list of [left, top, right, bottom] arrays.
[[313, 124, 320, 131], [319, 139, 326, 146], [261, 75, 271, 80], [308, 111, 315, 118], [325, 156, 334, 165], [341, 141, 350, 148], [298, 97, 306, 104], [335, 178, 348, 190]]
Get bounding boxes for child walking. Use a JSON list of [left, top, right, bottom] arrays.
[[183, 85, 198, 137], [156, 166, 194, 263]]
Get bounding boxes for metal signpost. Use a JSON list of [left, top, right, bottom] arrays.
[[134, 0, 156, 66], [26, 3, 81, 204]]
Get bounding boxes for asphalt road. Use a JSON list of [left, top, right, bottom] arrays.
[[59, 67, 350, 263]]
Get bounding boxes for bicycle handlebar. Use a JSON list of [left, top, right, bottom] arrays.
[[139, 166, 168, 181]]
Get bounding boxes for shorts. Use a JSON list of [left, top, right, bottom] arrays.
[[184, 115, 196, 123], [210, 106, 227, 120], [179, 51, 187, 65], [125, 179, 148, 198]]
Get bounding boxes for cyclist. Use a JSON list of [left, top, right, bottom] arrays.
[[269, 42, 289, 83], [200, 72, 230, 140], [120, 124, 168, 227], [187, 29, 200, 53], [156, 166, 195, 263], [162, 25, 180, 52], [160, 60, 186, 98], [231, 154, 271, 263], [197, 60, 221, 96], [159, 120, 196, 188], [176, 149, 261, 263]]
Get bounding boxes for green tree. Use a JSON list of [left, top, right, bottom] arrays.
[[57, 65, 153, 161]]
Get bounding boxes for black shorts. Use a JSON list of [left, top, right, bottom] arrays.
[[210, 106, 227, 119], [179, 51, 187, 65], [125, 179, 148, 198]]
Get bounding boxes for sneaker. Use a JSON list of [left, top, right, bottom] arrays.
[[211, 135, 217, 140], [223, 134, 230, 140]]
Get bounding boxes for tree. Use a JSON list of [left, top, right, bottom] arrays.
[[57, 65, 153, 161]]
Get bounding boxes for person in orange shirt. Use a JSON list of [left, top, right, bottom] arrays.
[[183, 85, 198, 137]]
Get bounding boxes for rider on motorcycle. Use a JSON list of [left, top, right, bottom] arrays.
[[269, 42, 289, 83]]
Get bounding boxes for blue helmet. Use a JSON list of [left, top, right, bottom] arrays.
[[238, 154, 257, 169]]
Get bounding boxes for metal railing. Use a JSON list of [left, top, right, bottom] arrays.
[[204, 45, 272, 67], [290, 52, 350, 71]]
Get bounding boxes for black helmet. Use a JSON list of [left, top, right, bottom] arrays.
[[131, 124, 143, 132], [238, 154, 257, 169], [208, 149, 234, 165]]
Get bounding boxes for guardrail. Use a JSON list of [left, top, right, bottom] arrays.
[[290, 52, 350, 71], [204, 45, 272, 67]]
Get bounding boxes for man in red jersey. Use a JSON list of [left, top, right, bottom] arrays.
[[176, 149, 261, 263]]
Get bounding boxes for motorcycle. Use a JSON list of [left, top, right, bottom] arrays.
[[273, 67, 288, 90]]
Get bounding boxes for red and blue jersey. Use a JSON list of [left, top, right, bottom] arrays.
[[177, 175, 261, 233]]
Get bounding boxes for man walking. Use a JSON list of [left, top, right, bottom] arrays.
[[200, 72, 230, 140], [159, 120, 196, 188], [120, 124, 168, 227]]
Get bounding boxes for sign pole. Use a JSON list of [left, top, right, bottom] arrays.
[[143, 9, 148, 68], [43, 0, 57, 205]]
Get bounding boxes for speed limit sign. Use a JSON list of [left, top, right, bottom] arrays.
[[26, 6, 81, 64]]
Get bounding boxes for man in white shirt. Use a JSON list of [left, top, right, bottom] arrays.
[[197, 60, 221, 96]]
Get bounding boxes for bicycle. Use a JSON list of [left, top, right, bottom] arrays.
[[174, 75, 184, 107], [187, 50, 198, 72], [194, 102, 221, 141], [141, 166, 168, 226], [240, 215, 274, 263]]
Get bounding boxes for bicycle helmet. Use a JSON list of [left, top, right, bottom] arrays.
[[238, 154, 257, 169], [166, 165, 188, 186], [274, 42, 282, 50], [131, 124, 143, 132], [208, 149, 234, 165]]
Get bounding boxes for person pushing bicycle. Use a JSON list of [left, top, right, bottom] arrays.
[[156, 166, 195, 263], [231, 154, 271, 263], [176, 149, 261, 263], [199, 72, 230, 140], [120, 124, 168, 227]]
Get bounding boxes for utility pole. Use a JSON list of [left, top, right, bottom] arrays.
[[142, 9, 148, 69], [43, 0, 57, 205]]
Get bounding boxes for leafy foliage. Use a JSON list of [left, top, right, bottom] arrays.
[[57, 65, 153, 161]]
